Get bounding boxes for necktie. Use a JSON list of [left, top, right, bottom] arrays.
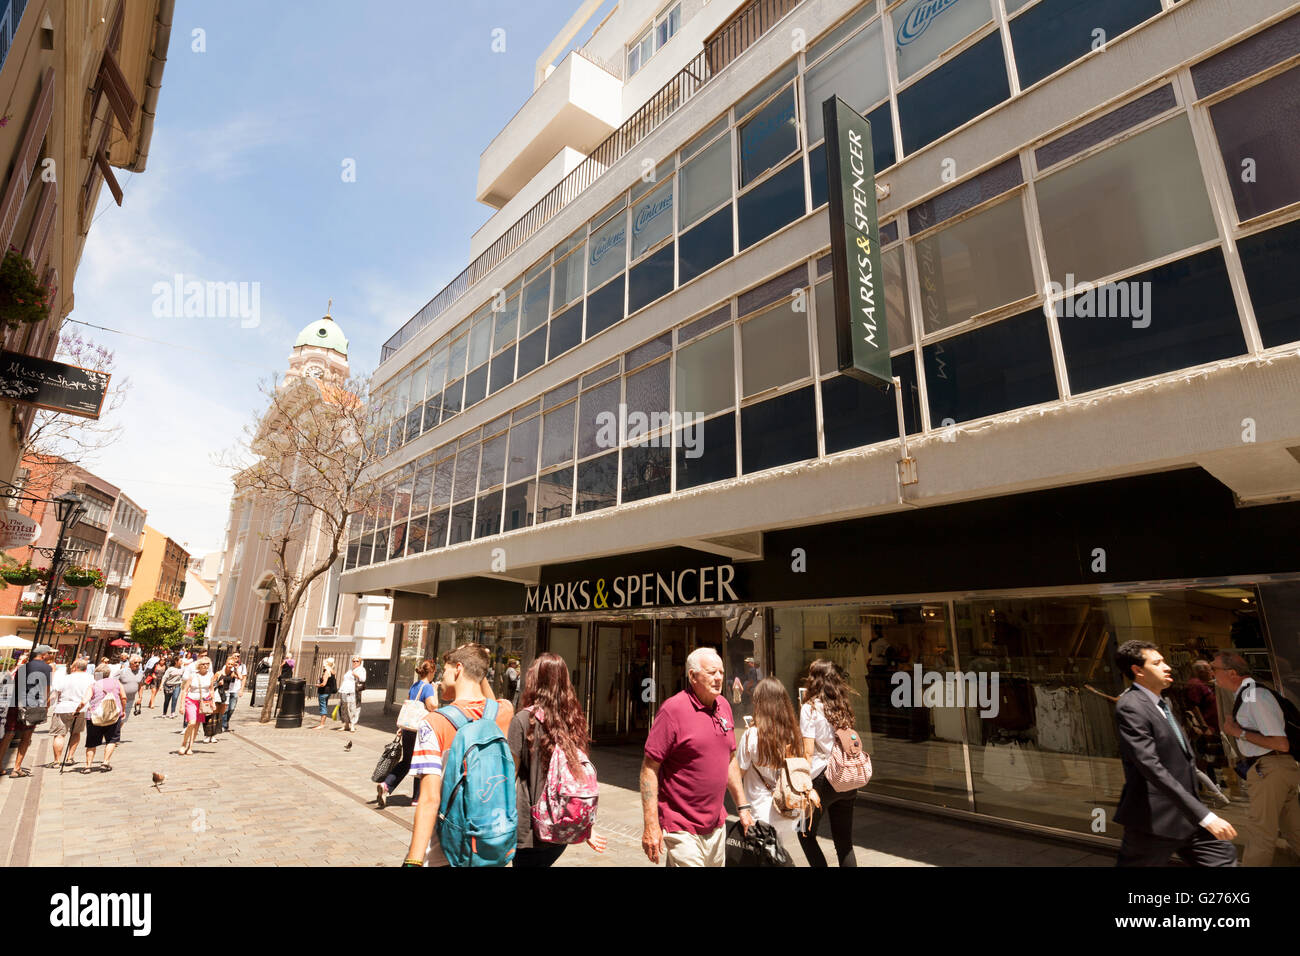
[[1158, 698, 1190, 756]]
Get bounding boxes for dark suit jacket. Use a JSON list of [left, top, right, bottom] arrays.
[[1114, 684, 1211, 840]]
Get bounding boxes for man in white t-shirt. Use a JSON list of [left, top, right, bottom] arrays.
[[50, 660, 94, 766], [338, 656, 366, 732]]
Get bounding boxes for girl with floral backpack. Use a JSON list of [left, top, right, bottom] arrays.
[[797, 659, 872, 867], [507, 653, 608, 867]]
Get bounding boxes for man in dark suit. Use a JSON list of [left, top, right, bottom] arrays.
[[1113, 640, 1238, 866]]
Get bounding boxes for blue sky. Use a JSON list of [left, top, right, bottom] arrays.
[[70, 0, 585, 556]]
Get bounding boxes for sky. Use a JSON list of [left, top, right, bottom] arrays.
[[66, 0, 589, 558]]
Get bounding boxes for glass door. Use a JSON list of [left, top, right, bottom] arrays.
[[591, 624, 630, 739]]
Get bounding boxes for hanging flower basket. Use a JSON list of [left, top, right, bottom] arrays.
[[0, 247, 52, 329], [2, 562, 41, 586], [63, 566, 105, 589], [19, 600, 44, 616], [52, 619, 77, 635], [57, 598, 78, 612]]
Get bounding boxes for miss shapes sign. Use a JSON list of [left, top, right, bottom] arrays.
[[524, 563, 739, 613]]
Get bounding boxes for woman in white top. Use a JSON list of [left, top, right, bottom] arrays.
[[797, 659, 860, 867], [178, 658, 215, 756], [729, 676, 805, 854]]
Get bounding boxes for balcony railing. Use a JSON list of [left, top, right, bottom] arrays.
[[380, 0, 806, 364]]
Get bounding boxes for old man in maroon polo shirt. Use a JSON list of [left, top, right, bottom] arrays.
[[641, 647, 754, 866]]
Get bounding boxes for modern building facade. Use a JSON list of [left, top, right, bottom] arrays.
[[0, 0, 173, 485], [208, 311, 394, 679], [84, 489, 145, 643], [345, 0, 1300, 851]]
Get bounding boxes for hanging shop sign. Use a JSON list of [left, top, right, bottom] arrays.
[[524, 562, 740, 613], [822, 96, 892, 389], [0, 511, 40, 548], [0, 351, 110, 419]]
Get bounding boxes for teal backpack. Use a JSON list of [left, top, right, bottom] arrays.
[[435, 699, 517, 867]]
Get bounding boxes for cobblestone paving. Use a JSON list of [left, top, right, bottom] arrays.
[[0, 692, 1115, 867]]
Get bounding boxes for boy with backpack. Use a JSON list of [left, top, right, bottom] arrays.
[[403, 644, 517, 867]]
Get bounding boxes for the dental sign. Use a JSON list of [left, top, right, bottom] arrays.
[[524, 563, 739, 613]]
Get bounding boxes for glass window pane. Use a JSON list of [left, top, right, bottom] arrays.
[[522, 273, 551, 333], [1056, 248, 1247, 394], [503, 480, 535, 531], [489, 345, 515, 394], [426, 348, 448, 396], [423, 392, 442, 431], [628, 243, 675, 313], [1011, 0, 1163, 90], [453, 447, 480, 502], [679, 205, 733, 284], [622, 444, 671, 503], [578, 379, 621, 460], [682, 114, 727, 161], [631, 179, 674, 260], [736, 62, 797, 121], [541, 403, 575, 468], [448, 501, 473, 546], [426, 509, 448, 551], [923, 310, 1058, 424], [411, 465, 433, 515], [814, 278, 836, 375], [588, 213, 627, 290], [548, 304, 583, 361], [893, 0, 993, 82], [913, 195, 1036, 334], [536, 467, 573, 524], [675, 413, 736, 490], [469, 318, 492, 368], [740, 385, 818, 473], [822, 353, 922, 454], [585, 273, 625, 339], [1208, 65, 1300, 222], [805, 19, 888, 142], [442, 378, 463, 418], [680, 135, 732, 230], [1238, 217, 1300, 348], [507, 415, 540, 484], [576, 451, 619, 514], [448, 335, 467, 382], [885, 244, 913, 349], [739, 86, 798, 187], [625, 359, 670, 431], [676, 327, 735, 417], [631, 159, 674, 202], [516, 326, 547, 378], [474, 490, 503, 539], [432, 458, 455, 509], [494, 297, 519, 348], [898, 32, 1009, 155], [553, 245, 587, 308], [479, 433, 507, 490], [737, 160, 804, 250], [1037, 116, 1217, 286], [463, 363, 488, 409], [741, 305, 810, 397]]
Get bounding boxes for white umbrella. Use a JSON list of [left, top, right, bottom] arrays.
[[0, 635, 33, 650]]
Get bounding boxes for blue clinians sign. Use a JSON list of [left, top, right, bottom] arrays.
[[896, 0, 963, 46]]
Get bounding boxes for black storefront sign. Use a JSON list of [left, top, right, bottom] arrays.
[[390, 469, 1300, 622], [0, 350, 110, 419], [823, 95, 891, 389], [523, 559, 742, 614]]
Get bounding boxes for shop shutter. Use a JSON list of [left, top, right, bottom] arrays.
[[0, 67, 56, 250]]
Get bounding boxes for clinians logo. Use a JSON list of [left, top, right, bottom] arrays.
[[896, 0, 963, 46], [633, 194, 672, 237]]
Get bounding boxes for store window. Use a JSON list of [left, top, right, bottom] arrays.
[[923, 309, 1058, 424], [548, 303, 583, 361], [675, 412, 736, 490], [517, 326, 547, 378], [738, 85, 798, 188], [738, 160, 805, 250], [892, 0, 994, 82], [898, 32, 1010, 155], [676, 326, 735, 417], [536, 466, 574, 524], [1010, 0, 1164, 90], [912, 195, 1037, 335], [1055, 248, 1247, 395], [585, 274, 626, 339], [821, 353, 922, 454], [740, 302, 810, 397], [1036, 116, 1218, 287], [741, 385, 818, 474], [489, 346, 515, 395], [1237, 217, 1300, 348], [628, 243, 675, 314], [1208, 65, 1300, 222], [679, 206, 733, 284]]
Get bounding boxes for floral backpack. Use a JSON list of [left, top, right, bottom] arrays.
[[526, 707, 599, 844]]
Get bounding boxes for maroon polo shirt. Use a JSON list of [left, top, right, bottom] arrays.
[[644, 688, 737, 834]]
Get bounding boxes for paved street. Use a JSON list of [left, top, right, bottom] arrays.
[[1, 691, 1114, 867]]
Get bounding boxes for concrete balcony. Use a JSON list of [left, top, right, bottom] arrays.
[[476, 49, 622, 210]]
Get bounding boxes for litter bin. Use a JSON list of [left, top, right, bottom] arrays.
[[275, 677, 306, 728]]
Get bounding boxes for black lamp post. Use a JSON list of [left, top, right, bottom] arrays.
[[30, 491, 88, 652]]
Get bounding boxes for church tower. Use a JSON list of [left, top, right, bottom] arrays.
[[287, 301, 350, 383]]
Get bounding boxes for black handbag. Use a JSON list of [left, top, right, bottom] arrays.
[[371, 731, 404, 783], [724, 819, 794, 867]]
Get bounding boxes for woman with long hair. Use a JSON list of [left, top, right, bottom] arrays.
[[730, 676, 807, 852], [312, 659, 336, 730], [797, 659, 860, 866], [508, 653, 606, 867], [377, 659, 439, 808]]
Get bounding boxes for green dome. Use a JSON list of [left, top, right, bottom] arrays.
[[294, 315, 349, 356]]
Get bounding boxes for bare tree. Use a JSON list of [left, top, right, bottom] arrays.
[[221, 371, 383, 723], [20, 330, 130, 489]]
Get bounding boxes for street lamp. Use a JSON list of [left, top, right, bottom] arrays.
[[30, 492, 88, 652]]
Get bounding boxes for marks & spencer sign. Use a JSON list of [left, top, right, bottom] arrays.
[[524, 563, 739, 613]]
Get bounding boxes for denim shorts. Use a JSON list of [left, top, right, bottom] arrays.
[[318, 692, 331, 716]]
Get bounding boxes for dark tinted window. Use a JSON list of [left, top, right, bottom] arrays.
[[548, 303, 583, 361], [1208, 65, 1300, 222], [924, 310, 1057, 424], [1012, 0, 1163, 90], [1239, 217, 1300, 348], [536, 467, 573, 524], [576, 451, 619, 514], [679, 205, 733, 284], [407, 515, 427, 554], [821, 353, 921, 454], [1056, 249, 1247, 394], [740, 385, 818, 474], [479, 434, 507, 490], [507, 416, 540, 484], [489, 346, 515, 394], [473, 490, 502, 539], [426, 509, 448, 551], [898, 32, 1010, 155], [738, 86, 798, 186], [517, 326, 547, 377], [447, 501, 474, 545], [628, 243, 676, 314], [809, 101, 895, 209], [585, 274, 625, 338], [738, 160, 805, 250], [503, 481, 534, 531], [676, 413, 736, 490], [462, 363, 488, 409], [442, 379, 462, 418], [622, 444, 672, 503], [422, 393, 442, 432]]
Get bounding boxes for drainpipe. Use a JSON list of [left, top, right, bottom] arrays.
[[130, 0, 174, 173]]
